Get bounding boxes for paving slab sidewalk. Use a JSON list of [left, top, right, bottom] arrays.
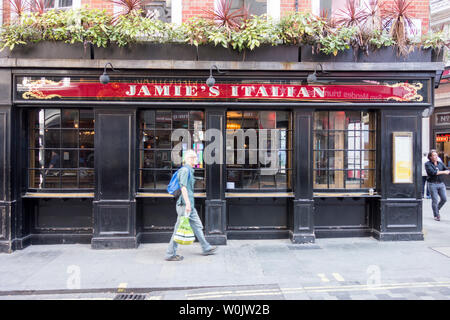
[[0, 197, 449, 299]]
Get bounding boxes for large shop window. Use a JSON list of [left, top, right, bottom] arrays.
[[313, 111, 376, 190], [139, 110, 205, 191], [28, 109, 95, 190], [226, 111, 292, 191]]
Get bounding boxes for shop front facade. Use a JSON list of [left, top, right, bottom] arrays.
[[430, 68, 450, 188], [0, 60, 443, 253], [431, 109, 450, 187]]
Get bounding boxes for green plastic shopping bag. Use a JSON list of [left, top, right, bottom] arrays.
[[174, 215, 195, 245]]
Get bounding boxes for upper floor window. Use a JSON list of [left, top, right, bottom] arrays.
[[313, 0, 371, 20], [143, 0, 172, 22], [230, 0, 267, 16], [113, 0, 173, 22], [0, 0, 3, 26], [44, 0, 73, 9], [28, 108, 95, 190]]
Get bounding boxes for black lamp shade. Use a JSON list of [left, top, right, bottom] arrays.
[[307, 73, 317, 84], [206, 76, 216, 88], [99, 73, 110, 85]]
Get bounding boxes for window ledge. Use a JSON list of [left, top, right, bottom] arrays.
[[136, 192, 206, 198], [23, 192, 94, 198], [226, 192, 295, 198], [314, 192, 380, 198]]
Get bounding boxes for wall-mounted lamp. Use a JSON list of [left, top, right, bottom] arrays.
[[206, 65, 226, 88], [99, 62, 117, 85], [307, 64, 333, 85], [307, 64, 324, 84]]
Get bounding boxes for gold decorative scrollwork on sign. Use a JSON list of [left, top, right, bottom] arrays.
[[386, 82, 423, 102], [23, 91, 62, 100]]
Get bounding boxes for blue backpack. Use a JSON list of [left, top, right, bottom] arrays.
[[167, 166, 190, 198]]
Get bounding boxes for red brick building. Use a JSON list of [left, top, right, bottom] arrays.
[[1, 0, 431, 34]]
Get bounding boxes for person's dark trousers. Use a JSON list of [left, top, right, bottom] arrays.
[[429, 182, 447, 218], [422, 176, 430, 198]]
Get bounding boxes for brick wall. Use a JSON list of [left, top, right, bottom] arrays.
[[0, 0, 431, 33], [82, 0, 114, 14], [2, 0, 12, 25], [280, 0, 311, 16], [182, 0, 214, 22], [382, 0, 430, 33]]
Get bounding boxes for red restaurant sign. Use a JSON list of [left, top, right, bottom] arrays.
[[18, 79, 425, 102]]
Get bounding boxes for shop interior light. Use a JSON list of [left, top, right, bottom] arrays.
[[99, 62, 117, 85], [206, 65, 226, 88]]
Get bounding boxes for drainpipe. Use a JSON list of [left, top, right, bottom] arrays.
[[422, 105, 434, 118], [423, 69, 445, 118], [295, 0, 298, 12]]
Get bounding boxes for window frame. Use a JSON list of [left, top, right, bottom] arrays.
[[27, 108, 95, 192], [138, 109, 206, 192], [313, 110, 377, 191], [216, 0, 272, 18], [44, 0, 74, 10], [226, 110, 293, 192]]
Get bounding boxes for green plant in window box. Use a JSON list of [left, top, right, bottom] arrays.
[[0, 21, 38, 51], [230, 15, 281, 52], [318, 26, 357, 56], [420, 30, 450, 61], [0, 8, 113, 51], [182, 17, 221, 47], [368, 29, 396, 49], [110, 10, 174, 47], [279, 12, 327, 47]]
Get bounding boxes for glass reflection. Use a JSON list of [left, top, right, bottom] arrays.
[[45, 109, 60, 128], [62, 110, 79, 128], [45, 130, 60, 148], [226, 111, 292, 191], [61, 130, 78, 148]]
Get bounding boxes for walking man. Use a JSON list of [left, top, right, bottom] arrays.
[[165, 150, 217, 261], [425, 150, 450, 221]]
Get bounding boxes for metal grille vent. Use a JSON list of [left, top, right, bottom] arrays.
[[114, 294, 146, 300]]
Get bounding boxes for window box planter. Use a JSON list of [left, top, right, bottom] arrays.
[[300, 45, 357, 62], [197, 45, 243, 61], [93, 43, 198, 60], [198, 44, 300, 62], [358, 46, 432, 63], [0, 41, 92, 59], [431, 49, 445, 62], [243, 45, 299, 62]]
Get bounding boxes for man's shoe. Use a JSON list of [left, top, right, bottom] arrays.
[[165, 255, 184, 261], [203, 246, 218, 256], [434, 216, 441, 221]]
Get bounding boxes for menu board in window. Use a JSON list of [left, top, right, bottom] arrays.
[[392, 132, 413, 184]]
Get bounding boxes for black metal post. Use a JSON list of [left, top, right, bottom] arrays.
[[290, 109, 315, 243], [0, 69, 13, 253], [204, 108, 227, 245]]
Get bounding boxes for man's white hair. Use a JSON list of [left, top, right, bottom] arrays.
[[184, 149, 197, 159]]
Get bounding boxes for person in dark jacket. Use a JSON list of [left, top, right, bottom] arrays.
[[425, 150, 450, 221]]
